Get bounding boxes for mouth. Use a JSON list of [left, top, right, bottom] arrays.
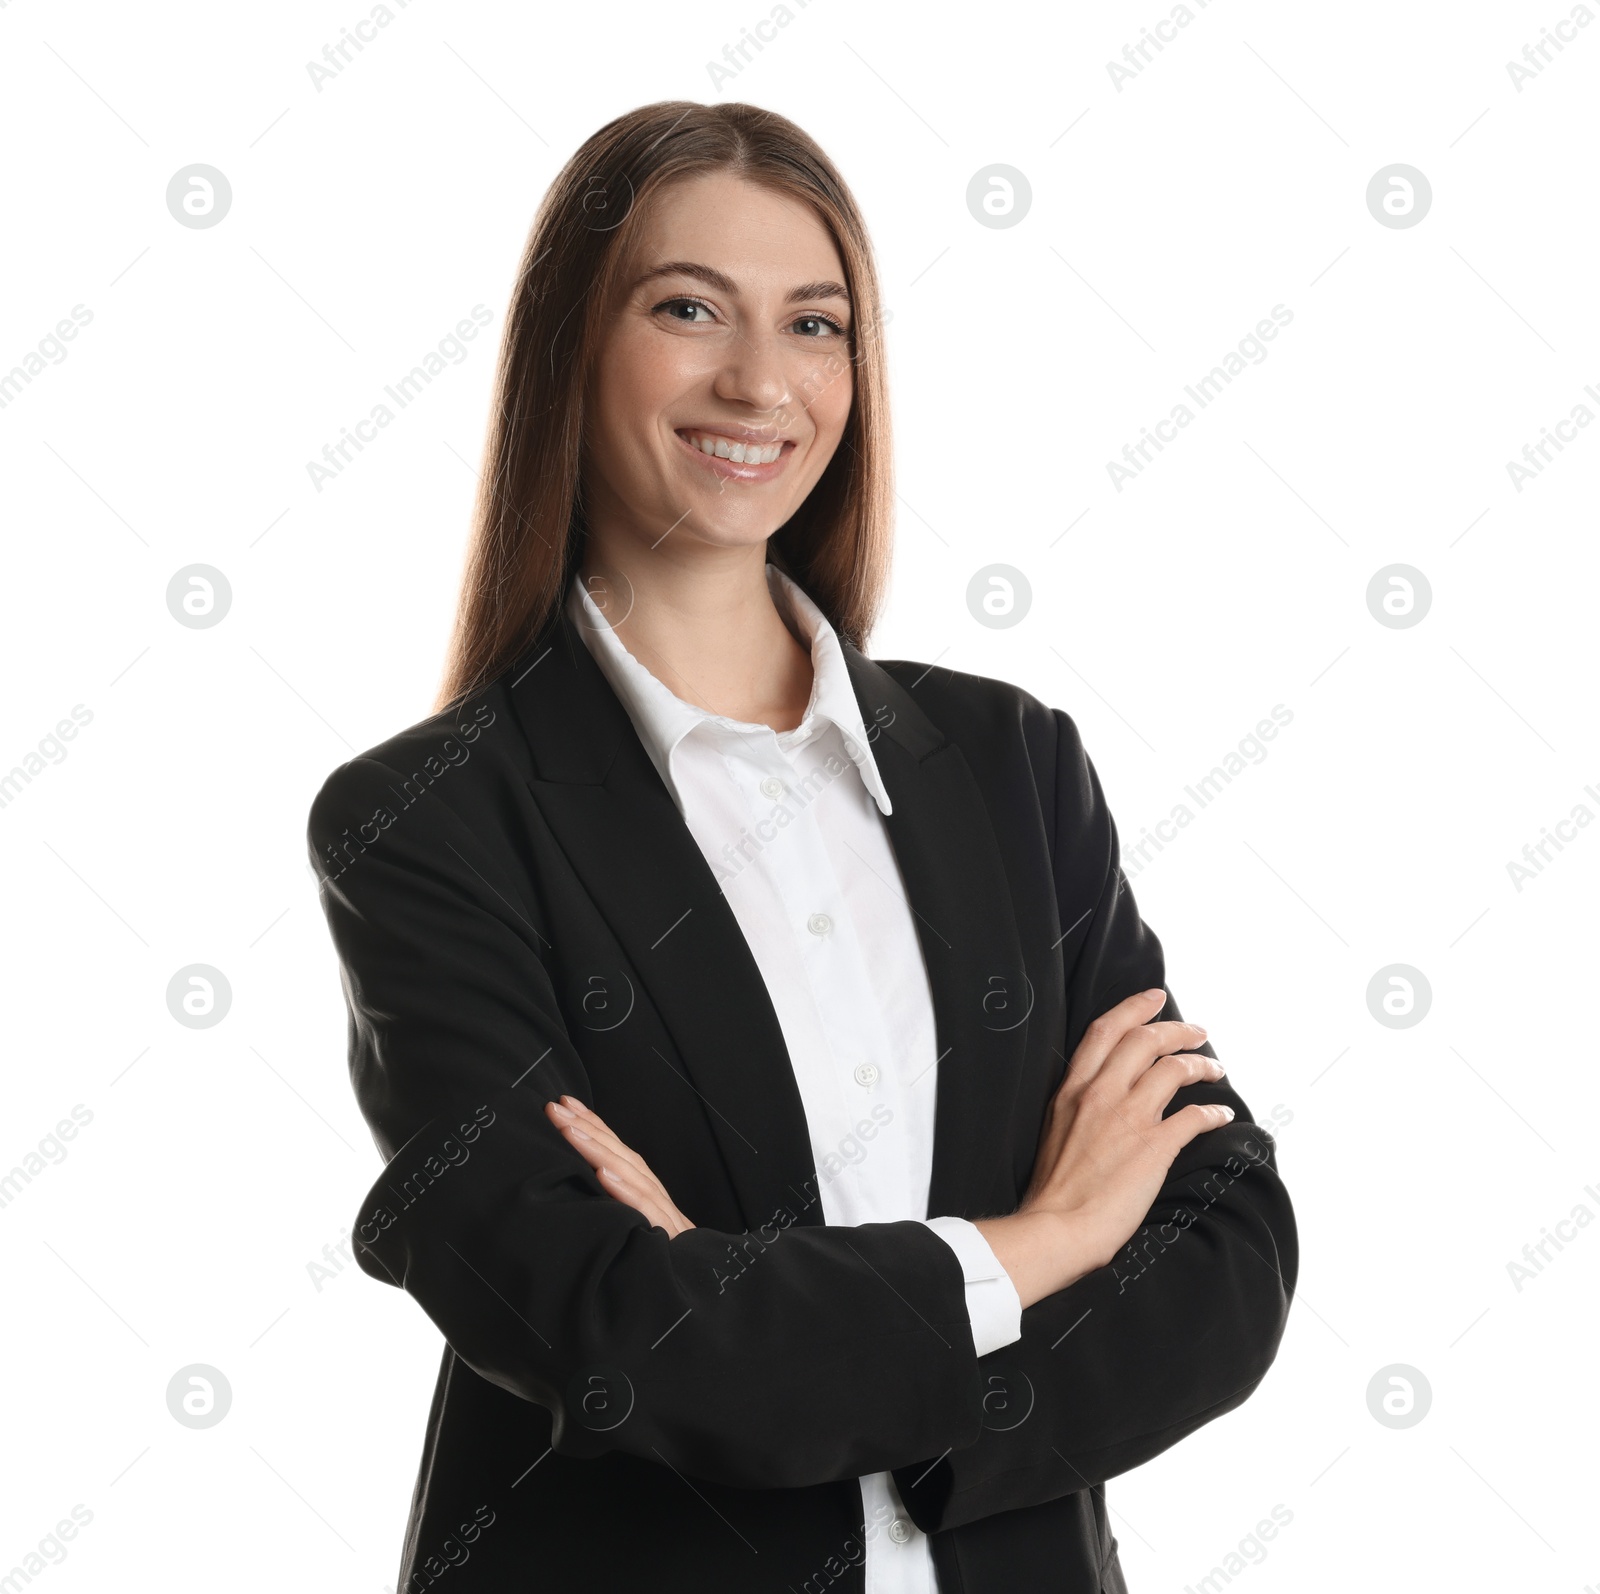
[[673, 427, 796, 482]]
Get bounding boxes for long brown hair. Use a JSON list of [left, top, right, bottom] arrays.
[[434, 100, 896, 713]]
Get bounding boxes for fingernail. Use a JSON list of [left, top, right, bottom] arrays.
[[1193, 1025, 1208, 1038], [568, 1125, 591, 1141], [549, 1102, 575, 1121], [1218, 1106, 1235, 1120], [1143, 988, 1165, 1002]]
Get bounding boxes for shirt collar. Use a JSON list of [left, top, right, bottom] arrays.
[[566, 562, 893, 816]]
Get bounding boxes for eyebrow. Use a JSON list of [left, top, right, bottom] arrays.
[[632, 260, 851, 307]]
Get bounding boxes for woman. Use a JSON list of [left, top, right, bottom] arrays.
[[309, 100, 1297, 1594]]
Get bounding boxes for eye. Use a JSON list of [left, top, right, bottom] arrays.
[[657, 297, 717, 325], [791, 313, 848, 339]]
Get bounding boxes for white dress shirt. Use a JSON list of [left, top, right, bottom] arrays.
[[568, 563, 1023, 1593]]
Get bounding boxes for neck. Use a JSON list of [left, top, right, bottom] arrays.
[[576, 540, 815, 732]]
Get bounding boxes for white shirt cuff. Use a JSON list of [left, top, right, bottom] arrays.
[[920, 1215, 1023, 1357]]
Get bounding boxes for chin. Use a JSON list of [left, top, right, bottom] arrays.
[[687, 521, 785, 552], [668, 502, 788, 550]]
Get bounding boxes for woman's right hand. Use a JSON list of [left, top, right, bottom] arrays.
[[972, 987, 1234, 1309]]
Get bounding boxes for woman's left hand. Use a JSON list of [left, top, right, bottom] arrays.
[[544, 1095, 697, 1237]]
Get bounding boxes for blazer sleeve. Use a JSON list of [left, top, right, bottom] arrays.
[[892, 707, 1299, 1535], [308, 755, 989, 1492]]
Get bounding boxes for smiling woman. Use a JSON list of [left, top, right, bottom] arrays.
[[566, 166, 868, 730], [308, 99, 1297, 1594]]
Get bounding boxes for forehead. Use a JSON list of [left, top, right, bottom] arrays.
[[621, 171, 846, 282]]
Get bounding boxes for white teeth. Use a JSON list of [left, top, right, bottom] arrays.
[[684, 431, 784, 466]]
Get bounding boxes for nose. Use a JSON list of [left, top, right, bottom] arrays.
[[709, 326, 795, 422]]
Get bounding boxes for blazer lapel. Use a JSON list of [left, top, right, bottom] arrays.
[[504, 607, 1029, 1235], [840, 644, 1032, 1222], [507, 610, 822, 1235]]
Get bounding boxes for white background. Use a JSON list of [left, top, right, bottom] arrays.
[[2, 0, 1596, 1589]]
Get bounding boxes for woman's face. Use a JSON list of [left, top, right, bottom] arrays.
[[582, 171, 856, 561]]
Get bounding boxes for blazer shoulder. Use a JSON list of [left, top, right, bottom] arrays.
[[306, 676, 526, 845], [866, 658, 1117, 839], [868, 656, 1074, 759]]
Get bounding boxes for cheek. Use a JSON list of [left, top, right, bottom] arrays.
[[805, 362, 854, 445], [593, 330, 681, 443]]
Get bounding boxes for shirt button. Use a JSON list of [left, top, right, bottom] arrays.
[[807, 913, 833, 936], [854, 1063, 879, 1088], [888, 1519, 914, 1543], [760, 776, 785, 799]]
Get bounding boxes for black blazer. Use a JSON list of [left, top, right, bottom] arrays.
[[307, 602, 1298, 1594]]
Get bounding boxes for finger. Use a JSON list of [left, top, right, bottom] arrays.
[[565, 1120, 657, 1193], [547, 1099, 650, 1178], [1044, 1012, 1199, 1157], [597, 1162, 665, 1219], [556, 1097, 656, 1175], [548, 1101, 692, 1231], [597, 1165, 678, 1232], [1068, 990, 1183, 1085], [1129, 1051, 1226, 1116], [559, 1094, 611, 1132], [1158, 1100, 1235, 1156], [556, 1095, 622, 1141], [1100, 1019, 1210, 1092], [554, 1107, 680, 1214], [548, 1106, 609, 1172], [573, 1134, 677, 1229]]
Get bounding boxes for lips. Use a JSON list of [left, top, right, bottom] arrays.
[[677, 428, 787, 464], [673, 428, 795, 482]]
